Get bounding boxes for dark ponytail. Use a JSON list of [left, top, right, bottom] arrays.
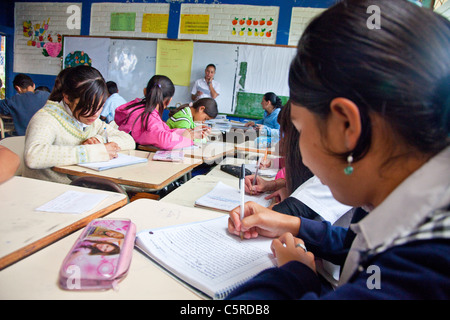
[[124, 75, 175, 131], [49, 67, 71, 102], [169, 98, 218, 119], [264, 92, 282, 109]]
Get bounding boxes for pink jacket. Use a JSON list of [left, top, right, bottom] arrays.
[[275, 167, 286, 180], [115, 98, 193, 150]]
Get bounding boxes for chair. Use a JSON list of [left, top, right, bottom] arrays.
[[0, 115, 15, 139], [70, 176, 129, 202], [0, 136, 25, 176]]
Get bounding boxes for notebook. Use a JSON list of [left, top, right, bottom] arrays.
[[135, 215, 275, 299], [195, 181, 272, 212], [78, 153, 148, 171], [152, 150, 185, 162]]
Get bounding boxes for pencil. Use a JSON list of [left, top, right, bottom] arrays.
[[104, 126, 109, 143], [251, 149, 268, 195], [239, 164, 245, 240], [251, 158, 261, 195]]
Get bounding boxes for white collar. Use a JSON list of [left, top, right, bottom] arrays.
[[340, 146, 450, 284], [354, 146, 450, 249], [61, 101, 88, 131]]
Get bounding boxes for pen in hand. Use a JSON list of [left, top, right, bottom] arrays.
[[239, 164, 245, 240], [104, 126, 109, 143], [252, 158, 261, 195]]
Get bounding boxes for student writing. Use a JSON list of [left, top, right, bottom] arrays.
[[227, 0, 450, 300], [115, 75, 205, 150], [166, 98, 217, 143], [0, 74, 50, 136], [245, 92, 282, 131], [167, 98, 218, 130], [23, 66, 135, 184]]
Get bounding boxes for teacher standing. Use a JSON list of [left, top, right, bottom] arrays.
[[191, 64, 220, 101]]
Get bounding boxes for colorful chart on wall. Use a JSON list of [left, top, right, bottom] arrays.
[[63, 37, 109, 78]]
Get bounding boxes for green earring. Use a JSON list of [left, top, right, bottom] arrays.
[[344, 154, 354, 175]]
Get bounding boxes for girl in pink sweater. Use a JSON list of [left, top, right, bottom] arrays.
[[115, 75, 201, 150]]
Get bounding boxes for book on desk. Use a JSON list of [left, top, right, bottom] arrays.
[[135, 215, 275, 299], [77, 153, 148, 171]]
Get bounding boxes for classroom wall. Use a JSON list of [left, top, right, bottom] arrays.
[[0, 0, 334, 99]]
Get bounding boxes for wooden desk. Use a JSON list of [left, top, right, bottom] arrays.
[[53, 150, 202, 192], [235, 140, 279, 157], [160, 174, 238, 208], [206, 156, 280, 181], [138, 141, 235, 165], [0, 176, 128, 270], [0, 199, 223, 299]]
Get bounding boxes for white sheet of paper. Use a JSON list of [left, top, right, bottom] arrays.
[[35, 191, 110, 214], [77, 153, 147, 171], [195, 181, 271, 212], [245, 163, 279, 178]]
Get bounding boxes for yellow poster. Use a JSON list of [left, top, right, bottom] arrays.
[[180, 14, 209, 34], [156, 39, 193, 87], [142, 14, 169, 34]]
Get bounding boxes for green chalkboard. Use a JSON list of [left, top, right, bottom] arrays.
[[234, 92, 289, 119]]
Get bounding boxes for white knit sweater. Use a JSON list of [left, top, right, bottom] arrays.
[[23, 100, 136, 184]]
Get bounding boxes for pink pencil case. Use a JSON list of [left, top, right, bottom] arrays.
[[59, 218, 136, 291]]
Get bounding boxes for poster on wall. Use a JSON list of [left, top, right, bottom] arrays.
[[156, 39, 194, 87], [63, 37, 110, 79], [14, 2, 82, 75]]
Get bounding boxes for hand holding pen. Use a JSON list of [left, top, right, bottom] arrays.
[[248, 150, 268, 195], [103, 126, 121, 159]]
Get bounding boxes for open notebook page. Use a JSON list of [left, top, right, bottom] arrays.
[[77, 153, 147, 171], [195, 181, 272, 212], [135, 215, 275, 299]]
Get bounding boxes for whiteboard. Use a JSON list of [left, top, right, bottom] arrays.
[[237, 44, 296, 96], [63, 36, 295, 115], [63, 37, 110, 79], [187, 42, 238, 114], [108, 39, 157, 103]]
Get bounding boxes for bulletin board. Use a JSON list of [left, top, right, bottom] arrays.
[[234, 92, 289, 119], [63, 36, 296, 117]]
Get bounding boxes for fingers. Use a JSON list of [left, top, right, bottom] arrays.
[[244, 175, 255, 194], [105, 142, 121, 159], [228, 202, 260, 239], [264, 191, 278, 200], [271, 233, 315, 270]]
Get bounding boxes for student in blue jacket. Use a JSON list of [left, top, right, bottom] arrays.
[[227, 0, 450, 300], [245, 92, 282, 131], [0, 74, 49, 136], [246, 92, 283, 148]]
